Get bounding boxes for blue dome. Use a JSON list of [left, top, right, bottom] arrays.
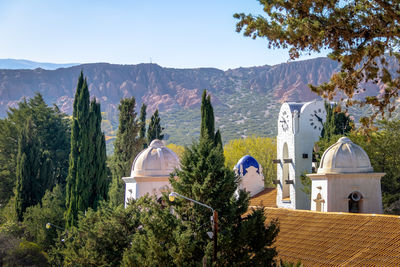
[[235, 155, 260, 176]]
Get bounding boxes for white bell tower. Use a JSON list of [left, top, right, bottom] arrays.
[[276, 101, 326, 210]]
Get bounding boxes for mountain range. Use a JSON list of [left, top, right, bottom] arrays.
[[0, 57, 380, 149], [0, 59, 79, 70]]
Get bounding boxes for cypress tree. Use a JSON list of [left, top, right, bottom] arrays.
[[200, 89, 222, 147], [87, 99, 108, 208], [139, 103, 147, 149], [15, 119, 52, 221], [108, 97, 143, 207], [139, 103, 147, 139], [65, 72, 108, 228], [200, 90, 215, 141], [146, 109, 164, 144]]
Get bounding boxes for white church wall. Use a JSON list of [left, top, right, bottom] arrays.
[[327, 174, 383, 213], [123, 176, 171, 207], [310, 178, 328, 212], [122, 177, 136, 208], [309, 173, 384, 214], [135, 179, 171, 199]]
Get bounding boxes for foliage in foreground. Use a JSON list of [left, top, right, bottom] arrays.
[[60, 203, 140, 266], [235, 0, 400, 128], [23, 184, 66, 251], [0, 233, 49, 267]]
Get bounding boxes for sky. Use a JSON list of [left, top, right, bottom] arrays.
[[0, 0, 327, 70]]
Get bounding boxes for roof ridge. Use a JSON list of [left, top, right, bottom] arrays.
[[264, 207, 400, 219]]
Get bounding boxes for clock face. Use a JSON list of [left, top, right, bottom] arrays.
[[309, 108, 325, 132], [280, 110, 290, 132]]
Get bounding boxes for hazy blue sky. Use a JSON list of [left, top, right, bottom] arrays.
[[0, 0, 327, 70]]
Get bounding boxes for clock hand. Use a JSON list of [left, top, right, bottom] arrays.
[[314, 113, 323, 124]]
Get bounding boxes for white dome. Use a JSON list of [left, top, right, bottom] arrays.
[[130, 139, 180, 177], [318, 137, 373, 174]]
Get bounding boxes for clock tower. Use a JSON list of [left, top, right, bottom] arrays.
[[276, 101, 326, 210]]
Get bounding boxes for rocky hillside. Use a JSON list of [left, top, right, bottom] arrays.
[[0, 57, 378, 149]]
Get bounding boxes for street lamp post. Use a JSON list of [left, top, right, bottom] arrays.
[[169, 192, 218, 263], [46, 222, 67, 242], [45, 222, 65, 231]]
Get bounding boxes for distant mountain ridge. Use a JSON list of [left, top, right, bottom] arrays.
[[0, 57, 380, 146], [0, 59, 79, 70]]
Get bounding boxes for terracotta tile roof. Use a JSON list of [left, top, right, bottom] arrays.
[[249, 188, 277, 208], [264, 207, 400, 266]]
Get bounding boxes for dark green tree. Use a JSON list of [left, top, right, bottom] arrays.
[[200, 89, 222, 147], [169, 90, 278, 265], [65, 72, 108, 228], [15, 119, 52, 221], [321, 103, 353, 141], [0, 93, 70, 208], [121, 196, 182, 266], [234, 0, 400, 127], [146, 109, 164, 144], [60, 203, 140, 266], [139, 103, 147, 139], [3, 240, 49, 266], [108, 97, 143, 207], [139, 103, 147, 149]]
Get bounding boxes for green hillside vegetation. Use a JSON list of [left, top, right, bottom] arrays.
[[100, 87, 381, 156], [101, 87, 281, 155]]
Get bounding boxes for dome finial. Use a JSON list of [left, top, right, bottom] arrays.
[[338, 137, 351, 143], [149, 139, 164, 148]]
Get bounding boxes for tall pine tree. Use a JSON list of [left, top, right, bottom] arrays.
[[169, 90, 278, 265], [15, 118, 52, 221], [108, 97, 143, 207], [65, 72, 108, 228], [146, 109, 164, 145]]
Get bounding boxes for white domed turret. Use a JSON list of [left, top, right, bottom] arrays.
[[131, 139, 180, 177], [123, 139, 180, 206], [308, 137, 384, 214], [318, 137, 373, 174]]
